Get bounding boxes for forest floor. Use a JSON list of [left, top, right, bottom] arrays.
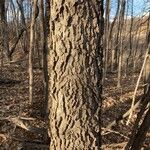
[[0, 60, 150, 150], [0, 61, 49, 150], [102, 69, 150, 149]]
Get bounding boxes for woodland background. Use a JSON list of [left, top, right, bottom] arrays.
[[0, 0, 150, 149]]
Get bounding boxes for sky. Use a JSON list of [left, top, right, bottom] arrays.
[[131, 0, 149, 16], [109, 0, 149, 18], [8, 0, 150, 22]]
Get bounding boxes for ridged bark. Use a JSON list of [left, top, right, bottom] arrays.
[[48, 0, 103, 149]]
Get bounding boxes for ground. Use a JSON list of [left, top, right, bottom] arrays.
[[0, 60, 49, 150], [102, 68, 150, 149], [0, 59, 149, 149]]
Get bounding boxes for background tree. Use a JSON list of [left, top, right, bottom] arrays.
[[39, 0, 49, 116], [29, 0, 38, 104], [0, 0, 9, 61]]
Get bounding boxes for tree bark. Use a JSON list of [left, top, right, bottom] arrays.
[[39, 0, 49, 117], [125, 89, 150, 150], [117, 0, 126, 88], [143, 13, 150, 94], [109, 0, 120, 71], [29, 0, 38, 104], [130, 106, 150, 150], [0, 0, 9, 61], [103, 0, 110, 80], [48, 0, 104, 149], [16, 0, 29, 53]]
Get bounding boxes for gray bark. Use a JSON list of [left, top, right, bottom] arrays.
[[16, 0, 29, 53], [0, 0, 9, 61], [125, 89, 150, 150], [48, 0, 104, 149], [29, 0, 38, 104], [103, 0, 110, 80], [130, 106, 150, 150], [117, 0, 126, 88], [109, 0, 120, 71], [39, 0, 49, 117]]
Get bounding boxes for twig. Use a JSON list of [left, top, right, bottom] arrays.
[[22, 142, 49, 149], [102, 142, 127, 149], [125, 90, 150, 150], [104, 98, 142, 132], [0, 117, 46, 134], [102, 127, 129, 139], [0, 133, 7, 143], [0, 117, 10, 121], [9, 117, 30, 131], [19, 117, 35, 121], [12, 136, 49, 149], [0, 116, 35, 121]]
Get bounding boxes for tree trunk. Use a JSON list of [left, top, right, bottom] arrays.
[[29, 0, 38, 104], [0, 0, 9, 61], [103, 0, 110, 80], [16, 0, 29, 53], [39, 0, 49, 117], [110, 0, 120, 71], [127, 0, 133, 69], [117, 0, 126, 88], [48, 0, 104, 149], [125, 89, 150, 150], [0, 1, 4, 67], [130, 106, 150, 150], [143, 53, 150, 94]]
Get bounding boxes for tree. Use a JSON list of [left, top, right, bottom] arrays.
[[125, 36, 150, 150], [47, 0, 104, 149], [103, 0, 110, 80], [125, 87, 150, 150], [16, 0, 28, 53], [0, 0, 9, 61], [109, 0, 120, 71], [0, 0, 5, 67], [29, 0, 38, 104], [129, 105, 150, 150], [117, 0, 126, 88], [39, 0, 49, 116]]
